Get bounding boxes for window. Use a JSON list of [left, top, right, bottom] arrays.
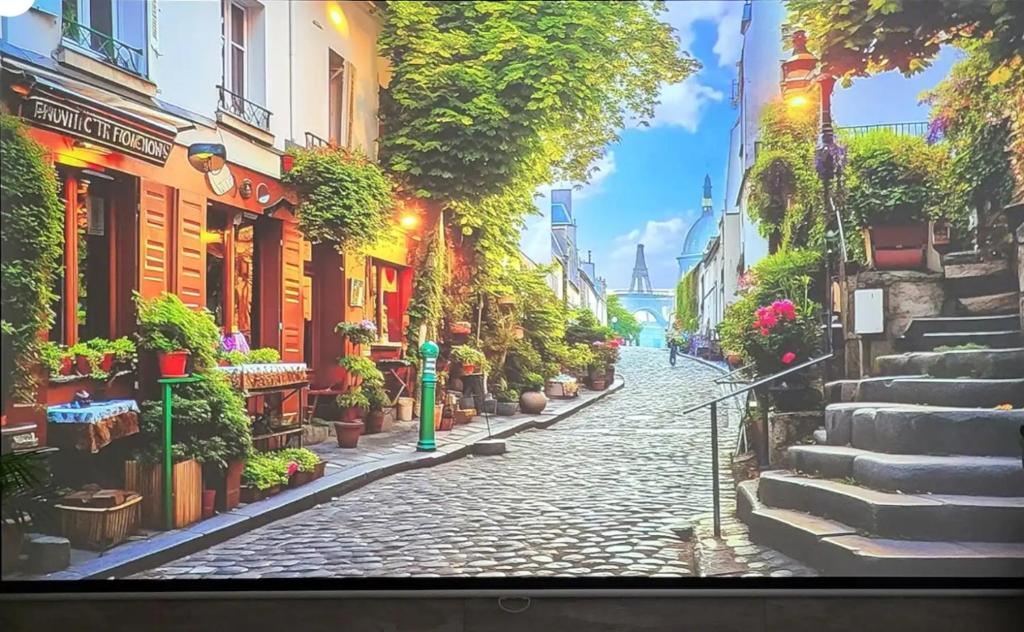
[[61, 0, 148, 76], [225, 1, 247, 100], [328, 50, 347, 147]]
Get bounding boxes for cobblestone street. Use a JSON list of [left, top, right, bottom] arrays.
[[137, 348, 797, 579]]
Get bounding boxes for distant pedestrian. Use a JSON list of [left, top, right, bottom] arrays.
[[668, 338, 678, 367]]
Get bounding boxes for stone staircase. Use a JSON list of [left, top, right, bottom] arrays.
[[737, 258, 1024, 575]]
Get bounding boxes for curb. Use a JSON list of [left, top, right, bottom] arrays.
[[680, 353, 730, 374], [45, 378, 624, 580]]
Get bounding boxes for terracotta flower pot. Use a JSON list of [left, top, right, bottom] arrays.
[[157, 350, 190, 378], [519, 390, 547, 414], [590, 377, 607, 391], [75, 355, 91, 375], [334, 420, 364, 448], [605, 366, 616, 384], [202, 489, 216, 519], [450, 322, 471, 335], [438, 415, 454, 431], [343, 406, 365, 422], [59, 356, 74, 376], [215, 459, 244, 511], [364, 409, 385, 434], [461, 363, 477, 375], [100, 353, 115, 372], [865, 224, 927, 270]]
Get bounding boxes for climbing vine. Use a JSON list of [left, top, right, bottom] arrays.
[[674, 268, 699, 333], [1, 114, 65, 408]]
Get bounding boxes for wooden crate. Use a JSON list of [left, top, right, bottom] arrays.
[[124, 459, 203, 530], [55, 494, 142, 550]]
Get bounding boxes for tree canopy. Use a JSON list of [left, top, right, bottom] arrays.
[[606, 294, 641, 343], [784, 0, 1024, 81], [378, 0, 696, 205]]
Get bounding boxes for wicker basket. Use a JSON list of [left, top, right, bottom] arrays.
[[55, 494, 142, 550]]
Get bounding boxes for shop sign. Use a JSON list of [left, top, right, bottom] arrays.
[[23, 96, 174, 166]]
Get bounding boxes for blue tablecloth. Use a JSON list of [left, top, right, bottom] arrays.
[[47, 399, 140, 424]]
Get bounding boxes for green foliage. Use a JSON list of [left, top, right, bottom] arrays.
[[336, 389, 370, 411], [221, 350, 248, 366], [1, 114, 65, 407], [924, 42, 1021, 246], [67, 342, 107, 379], [606, 294, 641, 343], [245, 347, 281, 364], [843, 130, 948, 228], [552, 342, 595, 374], [1, 449, 59, 530], [277, 448, 322, 473], [674, 268, 700, 333], [135, 292, 221, 371], [364, 382, 391, 411], [784, 0, 1024, 81], [242, 453, 290, 490], [450, 344, 488, 371], [39, 340, 67, 376], [404, 226, 445, 355], [379, 1, 695, 204], [565, 308, 613, 345], [137, 373, 252, 470], [338, 355, 384, 385], [718, 249, 823, 370], [283, 147, 394, 251], [334, 320, 378, 345], [748, 101, 824, 250]]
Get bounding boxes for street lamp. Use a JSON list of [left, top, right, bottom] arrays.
[[781, 30, 842, 360]]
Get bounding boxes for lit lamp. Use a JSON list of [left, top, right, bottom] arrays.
[[399, 213, 419, 230]]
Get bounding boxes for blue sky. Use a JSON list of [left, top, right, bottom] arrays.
[[520, 0, 960, 291]]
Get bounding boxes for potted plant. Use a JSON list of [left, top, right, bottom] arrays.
[[135, 292, 221, 376], [495, 388, 519, 416], [335, 320, 378, 353], [518, 375, 548, 414], [363, 383, 391, 435], [845, 130, 947, 270], [240, 453, 289, 503], [450, 344, 486, 375], [40, 341, 73, 377], [449, 321, 472, 335], [67, 342, 104, 378], [336, 388, 369, 423], [279, 448, 325, 487], [337, 355, 382, 390]]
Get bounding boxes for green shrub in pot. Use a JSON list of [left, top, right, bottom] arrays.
[[135, 292, 221, 371]]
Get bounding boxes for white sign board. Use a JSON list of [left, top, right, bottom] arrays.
[[854, 289, 884, 335]]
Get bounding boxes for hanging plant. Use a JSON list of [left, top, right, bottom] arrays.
[[283, 147, 395, 251], [0, 114, 65, 408]]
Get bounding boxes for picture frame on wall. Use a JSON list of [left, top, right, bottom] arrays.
[[349, 278, 364, 307]]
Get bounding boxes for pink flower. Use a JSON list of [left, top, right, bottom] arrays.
[[760, 328, 770, 337], [781, 352, 797, 365], [287, 462, 299, 476]]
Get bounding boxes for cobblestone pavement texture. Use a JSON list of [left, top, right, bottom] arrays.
[[137, 348, 798, 579]]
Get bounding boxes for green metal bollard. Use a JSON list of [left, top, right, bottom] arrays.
[[416, 341, 439, 452], [158, 375, 202, 531]]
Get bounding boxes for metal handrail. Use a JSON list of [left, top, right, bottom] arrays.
[[836, 121, 929, 138], [61, 19, 144, 76], [714, 363, 754, 385], [685, 352, 833, 539], [683, 353, 833, 415], [217, 85, 272, 131]]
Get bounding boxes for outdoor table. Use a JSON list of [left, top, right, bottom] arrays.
[[376, 357, 413, 404], [213, 363, 309, 447], [47, 399, 140, 454]]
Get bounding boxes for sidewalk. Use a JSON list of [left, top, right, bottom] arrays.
[[33, 380, 623, 580]]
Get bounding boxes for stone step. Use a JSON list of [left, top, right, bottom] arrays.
[[738, 480, 1024, 576], [757, 471, 1024, 542], [904, 314, 1020, 336], [943, 256, 1010, 281], [849, 407, 1024, 456], [943, 257, 1017, 298], [824, 402, 937, 446], [900, 329, 1023, 352], [788, 445, 1024, 496], [855, 376, 1024, 407], [873, 347, 1024, 379], [958, 291, 1020, 316]]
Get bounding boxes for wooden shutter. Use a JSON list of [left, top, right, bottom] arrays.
[[138, 180, 172, 299], [174, 190, 207, 310], [280, 219, 304, 361]]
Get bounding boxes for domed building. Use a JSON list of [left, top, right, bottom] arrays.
[[676, 174, 720, 278]]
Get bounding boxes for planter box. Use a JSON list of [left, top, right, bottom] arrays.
[[240, 486, 270, 504], [865, 225, 927, 270], [545, 379, 579, 399], [124, 459, 203, 530], [290, 461, 327, 488], [55, 494, 142, 551], [453, 408, 476, 425]]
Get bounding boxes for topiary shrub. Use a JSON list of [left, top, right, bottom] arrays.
[[1, 114, 65, 408]]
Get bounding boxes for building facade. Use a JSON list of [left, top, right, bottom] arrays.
[[548, 188, 608, 325], [1, 0, 411, 437]]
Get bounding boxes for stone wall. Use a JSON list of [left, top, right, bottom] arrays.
[[843, 270, 946, 377]]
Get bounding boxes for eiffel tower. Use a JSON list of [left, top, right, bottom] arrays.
[[629, 244, 653, 293]]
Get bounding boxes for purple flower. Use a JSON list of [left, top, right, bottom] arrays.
[[815, 142, 847, 180], [926, 116, 947, 145]]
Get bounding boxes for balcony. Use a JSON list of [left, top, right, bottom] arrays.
[[61, 19, 145, 77], [217, 85, 272, 132], [304, 132, 332, 149], [837, 121, 930, 138]]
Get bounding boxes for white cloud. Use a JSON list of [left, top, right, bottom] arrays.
[[648, 76, 724, 132], [665, 0, 744, 68]]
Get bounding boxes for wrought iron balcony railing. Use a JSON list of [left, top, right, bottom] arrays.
[[217, 85, 272, 131], [837, 121, 929, 138], [304, 132, 332, 149], [61, 19, 145, 76]]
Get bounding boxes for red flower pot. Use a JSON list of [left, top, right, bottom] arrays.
[[75, 355, 91, 376], [202, 489, 216, 519], [866, 224, 927, 270], [59, 356, 74, 376], [364, 410, 385, 434], [158, 350, 191, 378], [334, 421, 364, 448], [99, 353, 115, 372], [461, 363, 477, 375]]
